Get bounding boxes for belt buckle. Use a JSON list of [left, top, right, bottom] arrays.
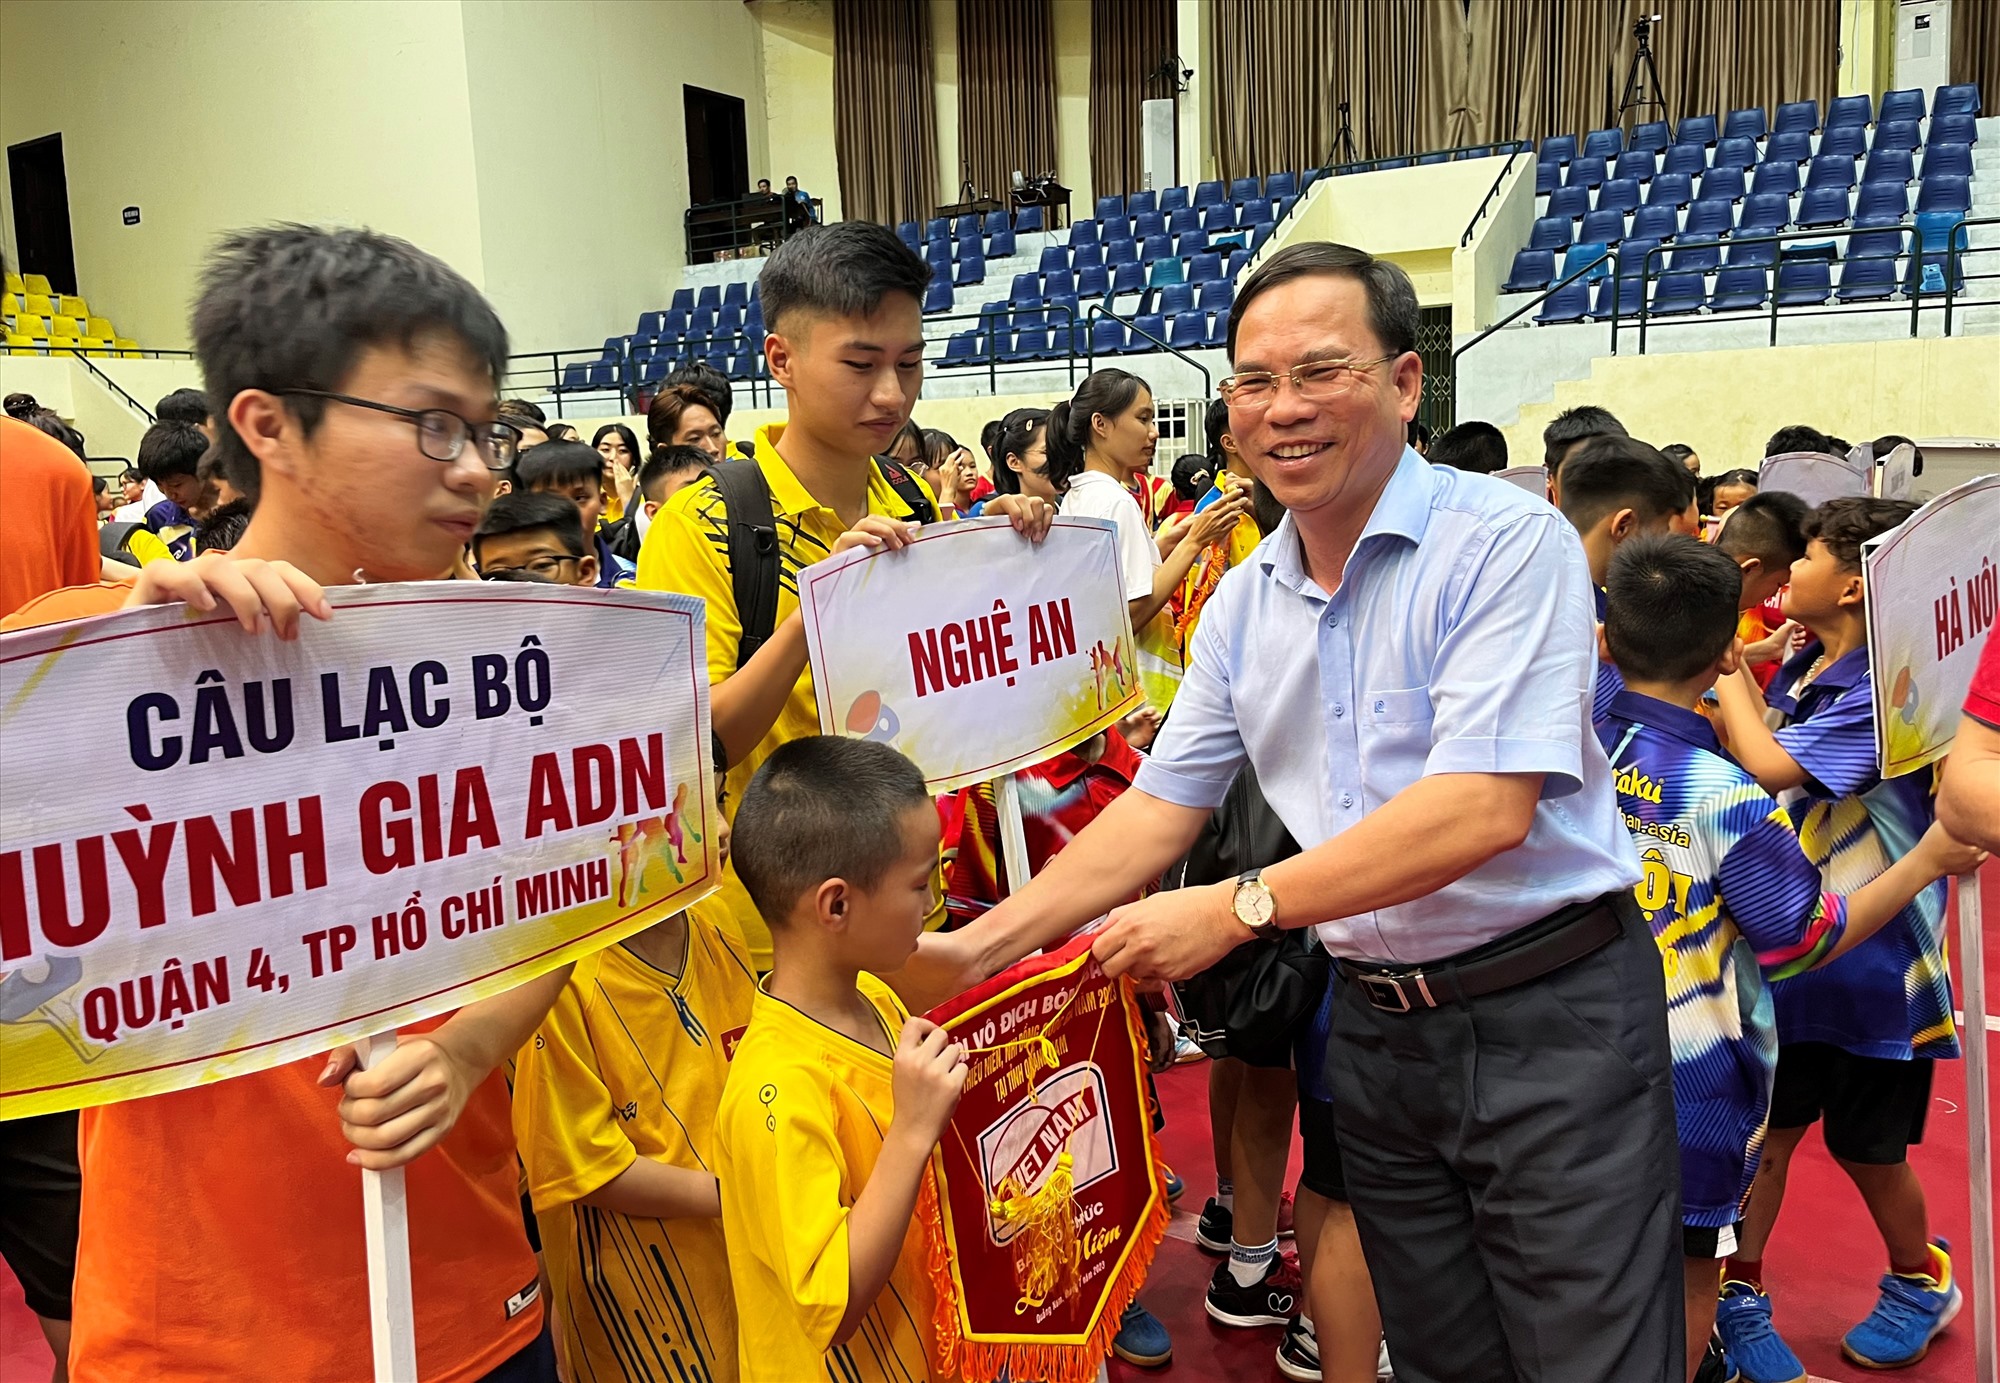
[[1360, 970, 1436, 1013]]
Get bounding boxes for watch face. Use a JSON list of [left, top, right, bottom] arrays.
[[1236, 881, 1273, 928]]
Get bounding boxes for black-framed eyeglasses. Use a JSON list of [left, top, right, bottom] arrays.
[[479, 555, 580, 581], [283, 390, 521, 470], [1218, 355, 1399, 410]]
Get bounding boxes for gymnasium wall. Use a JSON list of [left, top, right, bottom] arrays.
[[758, 0, 842, 222]]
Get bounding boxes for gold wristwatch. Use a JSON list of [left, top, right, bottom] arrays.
[[1232, 869, 1279, 938]]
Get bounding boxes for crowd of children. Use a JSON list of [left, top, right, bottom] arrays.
[[0, 216, 1992, 1383]]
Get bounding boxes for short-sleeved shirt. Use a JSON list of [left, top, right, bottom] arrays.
[[1765, 640, 1954, 1060], [715, 974, 948, 1383], [1135, 448, 1640, 962], [635, 423, 940, 968], [0, 418, 102, 619], [1598, 690, 1848, 1227], [1060, 470, 1159, 601], [512, 900, 757, 1383], [1967, 627, 2000, 728], [9, 578, 544, 1383], [143, 496, 195, 561], [594, 529, 636, 588]]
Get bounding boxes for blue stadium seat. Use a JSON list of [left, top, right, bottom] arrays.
[[1111, 261, 1145, 294], [1836, 257, 1898, 302], [689, 307, 715, 335], [727, 350, 755, 380], [923, 280, 953, 314], [1750, 161, 1801, 199], [1076, 263, 1109, 297], [1276, 193, 1299, 220], [1923, 143, 1974, 180], [1099, 213, 1130, 243], [586, 361, 614, 389], [663, 308, 689, 336], [985, 209, 1010, 235], [1912, 211, 1971, 289], [1682, 198, 1734, 239], [1541, 134, 1578, 164], [1725, 238, 1778, 269], [1200, 279, 1234, 313], [1090, 316, 1125, 355], [1931, 112, 1979, 146], [1917, 175, 1972, 215], [1016, 206, 1043, 232], [1677, 113, 1719, 146], [1583, 127, 1623, 159], [1241, 198, 1275, 227], [1011, 298, 1044, 331], [1188, 252, 1224, 285], [559, 362, 589, 392], [1536, 159, 1562, 194], [640, 358, 669, 386], [1738, 192, 1791, 233], [1632, 121, 1671, 153], [1646, 172, 1694, 208], [1773, 100, 1819, 135], [1613, 149, 1657, 183], [1806, 153, 1860, 190], [1000, 326, 1043, 363], [925, 240, 951, 267], [1095, 194, 1124, 222], [1696, 165, 1746, 202], [1006, 271, 1038, 302], [1038, 245, 1067, 273], [896, 221, 920, 248], [670, 288, 695, 313], [1066, 241, 1099, 271], [1202, 203, 1238, 233], [1160, 185, 1191, 212], [1194, 180, 1226, 208], [1668, 242, 1720, 273], [942, 330, 981, 367], [1723, 107, 1765, 141], [1566, 155, 1609, 188], [1265, 171, 1297, 199], [955, 214, 980, 239], [1229, 244, 1255, 274], [636, 310, 667, 336], [1597, 177, 1641, 215], [1230, 176, 1263, 203], [1935, 84, 1981, 117], [1775, 259, 1833, 306], [1580, 208, 1627, 245], [1847, 226, 1907, 259], [723, 280, 747, 306], [1826, 94, 1872, 128], [1105, 239, 1138, 268], [1530, 215, 1574, 251], [1129, 312, 1165, 350], [1631, 203, 1680, 242], [1763, 130, 1813, 164], [1661, 143, 1708, 178], [1871, 120, 1921, 153], [1615, 239, 1664, 283], [1709, 266, 1769, 311], [1854, 179, 1911, 225], [925, 218, 948, 240], [987, 228, 1016, 257], [1795, 185, 1851, 228], [1562, 241, 1612, 282], [1141, 232, 1173, 262], [1168, 207, 1201, 235], [1651, 272, 1708, 315], [715, 305, 743, 334], [1547, 185, 1590, 219], [1069, 218, 1099, 246], [1168, 312, 1206, 350], [1205, 311, 1228, 347], [1589, 276, 1636, 320], [1711, 137, 1758, 171], [1127, 190, 1157, 216], [955, 233, 982, 260], [1158, 283, 1194, 317], [1134, 210, 1165, 239], [1043, 269, 1074, 299], [1880, 88, 1925, 124], [696, 284, 722, 310], [1818, 124, 1867, 160], [1535, 278, 1590, 323], [1176, 229, 1209, 258]]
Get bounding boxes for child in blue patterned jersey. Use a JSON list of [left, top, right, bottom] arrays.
[[1595, 533, 1981, 1383]]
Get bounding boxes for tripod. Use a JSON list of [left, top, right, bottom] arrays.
[[1615, 15, 1668, 128], [1330, 101, 1359, 167]]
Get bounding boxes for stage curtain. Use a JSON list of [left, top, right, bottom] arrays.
[[1952, 0, 2000, 117], [833, 0, 938, 225], [957, 0, 1059, 205], [1090, 0, 1175, 200]]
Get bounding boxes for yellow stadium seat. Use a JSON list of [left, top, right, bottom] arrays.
[[57, 295, 87, 318], [22, 293, 53, 316], [7, 333, 36, 356], [3, 272, 23, 295], [15, 314, 49, 337], [85, 315, 114, 338], [113, 337, 139, 356], [77, 336, 109, 356], [48, 315, 80, 337], [1, 292, 17, 318], [23, 274, 51, 296]]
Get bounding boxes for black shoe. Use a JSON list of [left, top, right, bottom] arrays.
[[1275, 1317, 1321, 1381], [1205, 1252, 1303, 1329], [1195, 1197, 1233, 1254], [1694, 1336, 1742, 1383]]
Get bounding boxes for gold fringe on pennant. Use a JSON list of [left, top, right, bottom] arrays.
[[990, 1150, 1079, 1311]]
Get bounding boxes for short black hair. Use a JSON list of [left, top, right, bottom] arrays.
[[513, 438, 604, 492], [660, 363, 734, 426], [193, 224, 507, 505], [1428, 420, 1508, 474], [1765, 424, 1830, 457], [1226, 241, 1418, 359], [1868, 433, 1923, 475], [1407, 418, 1432, 450], [137, 419, 208, 483], [1543, 405, 1628, 473], [197, 498, 253, 552], [1715, 489, 1808, 570], [91, 473, 107, 494], [2, 392, 37, 419], [920, 428, 959, 467], [1556, 435, 1696, 532], [1660, 443, 1696, 467], [758, 221, 930, 337], [1711, 467, 1760, 492], [118, 466, 141, 484], [473, 491, 586, 560], [1204, 396, 1231, 468], [1825, 435, 1852, 457], [155, 388, 210, 426], [637, 444, 709, 501], [1804, 496, 1917, 570], [1170, 453, 1214, 500], [1604, 533, 1744, 683], [499, 398, 547, 426], [731, 736, 931, 925], [21, 408, 85, 458], [980, 418, 1004, 464]]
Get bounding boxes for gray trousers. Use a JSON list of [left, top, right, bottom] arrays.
[[1327, 898, 1684, 1383]]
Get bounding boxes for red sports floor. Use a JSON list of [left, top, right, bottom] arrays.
[[5, 871, 1994, 1382]]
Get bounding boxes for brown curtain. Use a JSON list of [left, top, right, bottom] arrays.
[[833, 0, 939, 225], [957, 0, 1059, 202], [1954, 0, 2000, 117], [1090, 0, 1175, 200]]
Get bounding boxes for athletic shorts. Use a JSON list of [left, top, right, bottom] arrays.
[[0, 1112, 80, 1320], [1769, 1041, 1933, 1165], [1294, 975, 1347, 1200], [1682, 1221, 1741, 1259]]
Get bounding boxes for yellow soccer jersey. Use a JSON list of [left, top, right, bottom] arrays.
[[635, 422, 943, 970], [512, 899, 758, 1383], [715, 973, 949, 1383]]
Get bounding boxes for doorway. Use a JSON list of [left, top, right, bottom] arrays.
[[8, 134, 77, 295], [684, 86, 749, 206]]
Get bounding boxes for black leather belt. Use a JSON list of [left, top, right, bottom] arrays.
[[1338, 892, 1626, 1013]]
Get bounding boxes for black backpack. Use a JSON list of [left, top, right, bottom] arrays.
[[705, 454, 936, 668]]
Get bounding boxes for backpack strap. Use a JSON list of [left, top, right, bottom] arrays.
[[873, 456, 938, 526], [703, 458, 782, 669], [98, 521, 144, 567]]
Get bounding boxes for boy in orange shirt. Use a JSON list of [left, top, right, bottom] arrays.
[[5, 225, 563, 1383]]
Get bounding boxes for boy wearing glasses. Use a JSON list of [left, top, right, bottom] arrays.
[[473, 492, 600, 586], [512, 440, 635, 588], [3, 225, 562, 1383]]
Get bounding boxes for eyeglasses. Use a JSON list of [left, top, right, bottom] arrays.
[[283, 390, 522, 470], [1218, 356, 1399, 410], [479, 555, 579, 581]]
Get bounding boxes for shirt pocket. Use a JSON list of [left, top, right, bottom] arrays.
[[1364, 687, 1434, 729]]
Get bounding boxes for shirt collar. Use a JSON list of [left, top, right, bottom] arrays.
[[1259, 446, 1434, 593], [752, 422, 920, 523], [1776, 637, 1869, 697], [1607, 688, 1721, 754]]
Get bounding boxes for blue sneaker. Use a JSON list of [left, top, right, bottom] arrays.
[[1714, 1280, 1805, 1383], [1162, 1165, 1185, 1203], [1842, 1238, 1962, 1369], [1112, 1302, 1173, 1368]]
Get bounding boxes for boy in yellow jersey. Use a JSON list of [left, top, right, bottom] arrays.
[[716, 737, 968, 1382], [512, 758, 754, 1382], [637, 221, 1050, 971]]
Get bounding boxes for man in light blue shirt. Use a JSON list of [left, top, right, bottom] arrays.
[[900, 243, 1678, 1382]]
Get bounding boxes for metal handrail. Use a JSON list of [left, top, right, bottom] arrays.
[[1461, 145, 1531, 248], [1320, 138, 1532, 182], [1448, 249, 1616, 405], [66, 351, 156, 422], [1941, 215, 1998, 337], [957, 303, 1079, 391], [1081, 302, 1214, 397]]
